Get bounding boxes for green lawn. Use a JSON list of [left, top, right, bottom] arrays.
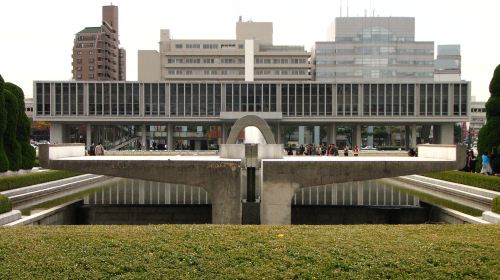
[[424, 171, 500, 192], [0, 225, 498, 279], [0, 170, 81, 192]]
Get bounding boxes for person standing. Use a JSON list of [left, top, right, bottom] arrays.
[[353, 145, 359, 156], [333, 144, 339, 156], [344, 145, 349, 157], [95, 143, 105, 156], [88, 142, 96, 156], [480, 151, 492, 175]]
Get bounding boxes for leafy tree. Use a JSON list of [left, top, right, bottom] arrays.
[[0, 75, 9, 172], [4, 82, 35, 169], [3, 89, 21, 171], [478, 64, 500, 173]]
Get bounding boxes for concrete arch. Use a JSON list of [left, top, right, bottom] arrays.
[[226, 115, 276, 144]]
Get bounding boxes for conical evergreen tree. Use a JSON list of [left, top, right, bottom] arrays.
[[478, 64, 500, 156], [0, 75, 9, 172], [4, 82, 35, 169], [3, 89, 21, 171]]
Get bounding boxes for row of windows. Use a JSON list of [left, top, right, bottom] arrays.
[[167, 57, 245, 64], [167, 69, 244, 76], [255, 58, 308, 64], [316, 58, 433, 66], [35, 82, 468, 118], [316, 48, 433, 55], [175, 43, 244, 49], [316, 71, 433, 79]]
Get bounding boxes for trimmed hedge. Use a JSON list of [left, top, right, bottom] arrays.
[[0, 194, 12, 214], [493, 196, 500, 214], [0, 225, 498, 279], [0, 170, 81, 192], [424, 171, 500, 192]]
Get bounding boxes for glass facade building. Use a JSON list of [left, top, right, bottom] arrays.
[[35, 80, 469, 150]]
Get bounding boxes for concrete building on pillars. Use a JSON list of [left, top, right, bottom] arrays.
[[72, 5, 126, 81], [36, 16, 469, 150]]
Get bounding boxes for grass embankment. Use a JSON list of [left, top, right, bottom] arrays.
[[424, 171, 500, 192], [0, 170, 81, 192], [0, 225, 498, 279]]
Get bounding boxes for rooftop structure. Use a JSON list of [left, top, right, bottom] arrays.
[[138, 18, 311, 82], [315, 17, 434, 82]]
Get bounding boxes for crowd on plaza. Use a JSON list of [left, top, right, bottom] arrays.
[[286, 144, 360, 157]]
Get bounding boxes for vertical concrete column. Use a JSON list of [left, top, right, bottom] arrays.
[[141, 124, 147, 150], [275, 123, 282, 144], [167, 124, 173, 150], [260, 182, 298, 225], [298, 126, 305, 145], [314, 126, 320, 145], [222, 123, 228, 144], [411, 124, 417, 148], [367, 126, 374, 147], [405, 125, 410, 149], [328, 123, 337, 145], [355, 124, 362, 148], [208, 166, 242, 224], [439, 123, 454, 144], [244, 40, 254, 82], [50, 123, 63, 144], [86, 124, 92, 150]]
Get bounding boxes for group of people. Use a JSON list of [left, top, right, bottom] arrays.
[[463, 148, 497, 176], [88, 143, 105, 156], [286, 144, 360, 157]]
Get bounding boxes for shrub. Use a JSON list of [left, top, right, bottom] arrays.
[[478, 64, 500, 156], [0, 170, 80, 192], [3, 83, 35, 170], [0, 76, 8, 172], [0, 194, 12, 214], [493, 196, 500, 214], [424, 170, 500, 192], [3, 89, 21, 171]]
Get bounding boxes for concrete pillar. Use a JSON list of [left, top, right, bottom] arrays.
[[367, 126, 374, 147], [86, 124, 92, 150], [298, 126, 305, 145], [328, 123, 337, 145], [355, 124, 362, 148], [141, 124, 147, 150], [167, 124, 173, 150], [314, 126, 320, 145], [222, 123, 228, 144], [50, 123, 63, 144], [405, 125, 410, 149], [439, 123, 454, 144], [411, 124, 417, 148], [275, 123, 282, 144], [261, 182, 298, 225]]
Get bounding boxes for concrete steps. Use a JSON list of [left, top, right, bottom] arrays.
[[1, 174, 107, 204], [396, 175, 498, 207]]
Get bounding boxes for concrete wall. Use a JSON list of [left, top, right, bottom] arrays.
[[292, 206, 429, 224], [8, 200, 82, 226], [138, 50, 161, 81], [79, 205, 211, 224]]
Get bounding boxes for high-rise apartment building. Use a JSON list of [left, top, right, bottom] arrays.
[[314, 17, 434, 82], [138, 18, 310, 82], [72, 5, 126, 81]]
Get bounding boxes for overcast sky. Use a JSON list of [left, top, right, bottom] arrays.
[[1, 0, 499, 101]]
